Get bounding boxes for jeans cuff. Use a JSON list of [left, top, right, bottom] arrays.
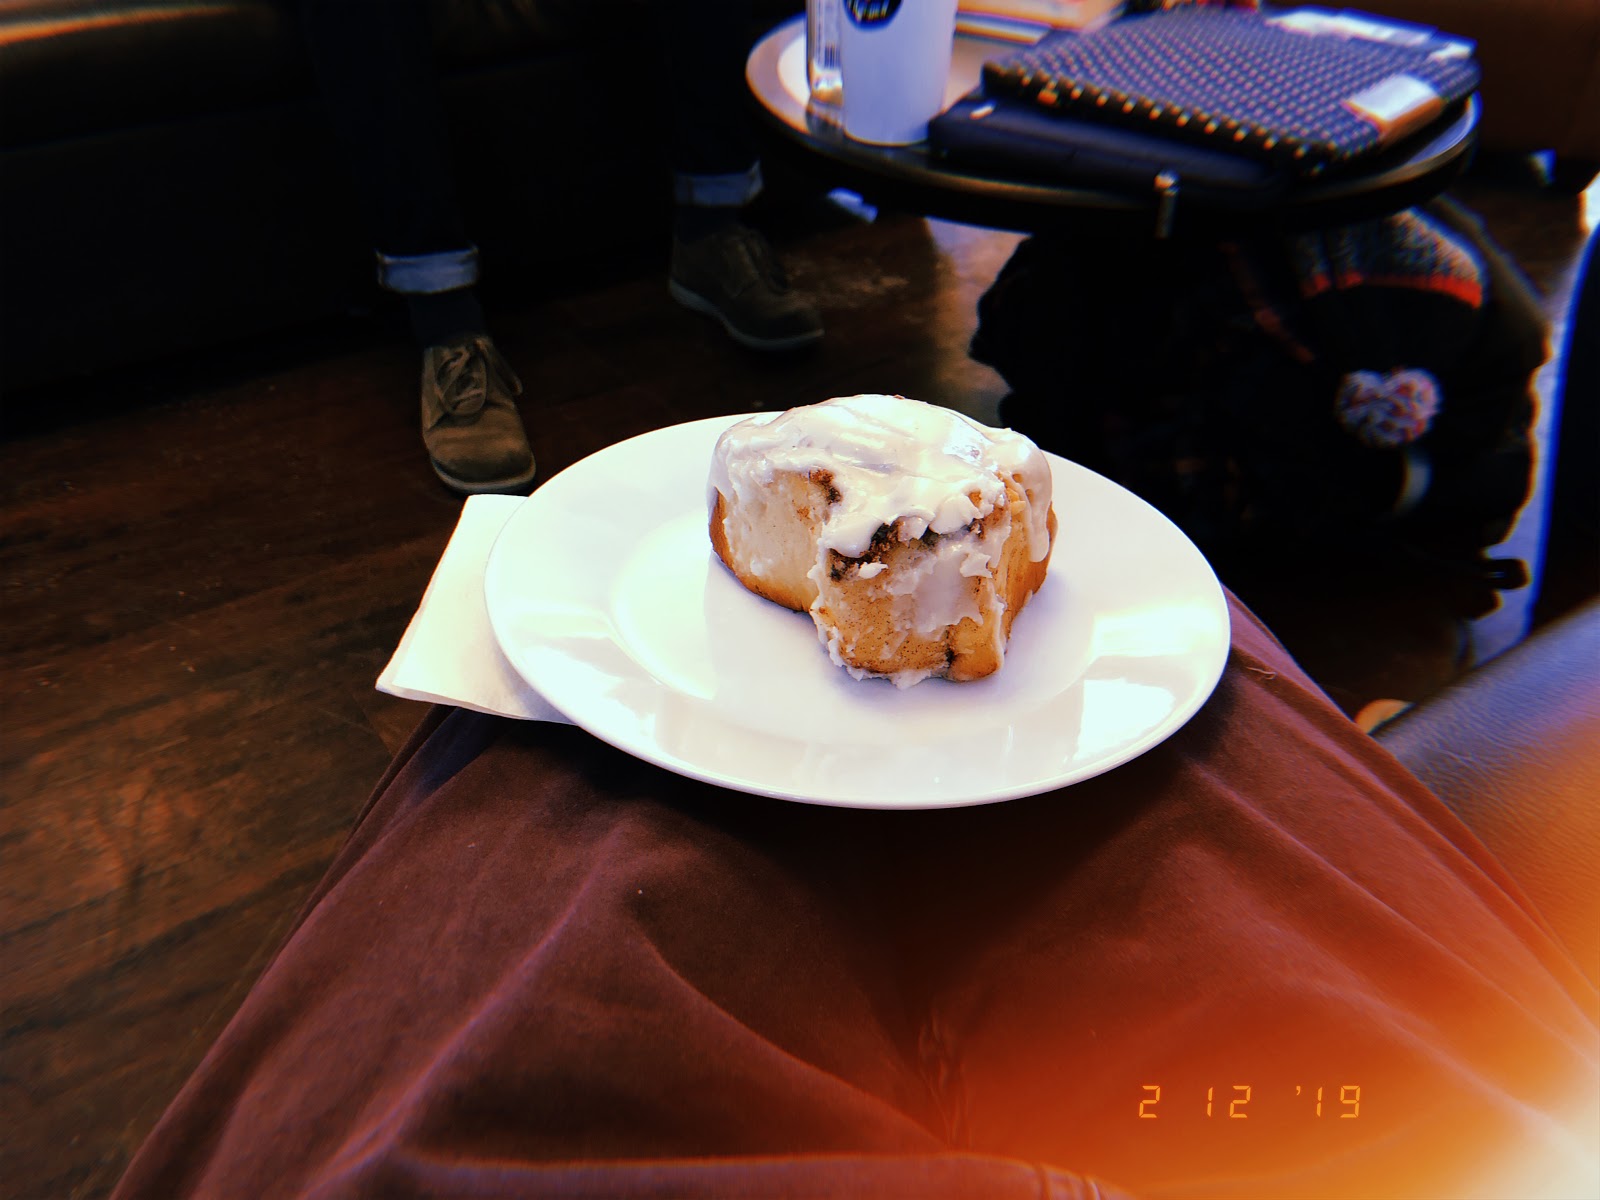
[[375, 246, 480, 295], [674, 163, 763, 208]]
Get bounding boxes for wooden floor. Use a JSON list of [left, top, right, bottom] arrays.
[[1, 168, 1594, 1200]]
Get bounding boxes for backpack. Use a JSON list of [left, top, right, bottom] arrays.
[[970, 197, 1543, 618]]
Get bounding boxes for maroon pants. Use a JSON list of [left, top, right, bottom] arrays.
[[113, 598, 1598, 1199]]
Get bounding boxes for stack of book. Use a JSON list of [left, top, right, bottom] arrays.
[[957, 0, 1125, 43]]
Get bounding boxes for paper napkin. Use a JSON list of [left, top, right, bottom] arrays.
[[376, 494, 571, 723]]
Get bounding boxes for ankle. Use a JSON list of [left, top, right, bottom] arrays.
[[674, 204, 742, 244], [407, 288, 487, 349]]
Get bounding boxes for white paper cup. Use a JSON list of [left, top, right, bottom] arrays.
[[840, 0, 960, 146]]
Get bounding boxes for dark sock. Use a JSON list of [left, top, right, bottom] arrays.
[[675, 204, 742, 243], [406, 288, 487, 349]]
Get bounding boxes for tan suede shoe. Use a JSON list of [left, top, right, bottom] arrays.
[[669, 225, 824, 351], [421, 335, 536, 495]]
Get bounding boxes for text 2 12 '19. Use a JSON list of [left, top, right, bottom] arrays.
[[1138, 1085, 1361, 1118]]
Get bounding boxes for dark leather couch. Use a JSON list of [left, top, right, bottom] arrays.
[[1377, 598, 1600, 988], [0, 0, 799, 394]]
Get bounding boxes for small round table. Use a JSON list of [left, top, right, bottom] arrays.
[[745, 15, 1479, 235]]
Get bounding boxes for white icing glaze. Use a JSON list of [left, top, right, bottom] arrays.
[[710, 394, 1053, 562], [879, 537, 985, 634]]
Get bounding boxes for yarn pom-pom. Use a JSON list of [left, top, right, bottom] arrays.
[[1334, 368, 1441, 449]]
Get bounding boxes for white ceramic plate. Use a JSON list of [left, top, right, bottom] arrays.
[[484, 415, 1230, 808]]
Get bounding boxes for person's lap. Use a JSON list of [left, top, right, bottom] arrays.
[[112, 596, 1599, 1199]]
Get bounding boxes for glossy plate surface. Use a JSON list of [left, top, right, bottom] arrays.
[[484, 415, 1229, 808]]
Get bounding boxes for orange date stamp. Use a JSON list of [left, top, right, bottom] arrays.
[[1138, 1084, 1362, 1119]]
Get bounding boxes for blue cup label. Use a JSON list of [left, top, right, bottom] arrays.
[[845, 0, 903, 26]]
